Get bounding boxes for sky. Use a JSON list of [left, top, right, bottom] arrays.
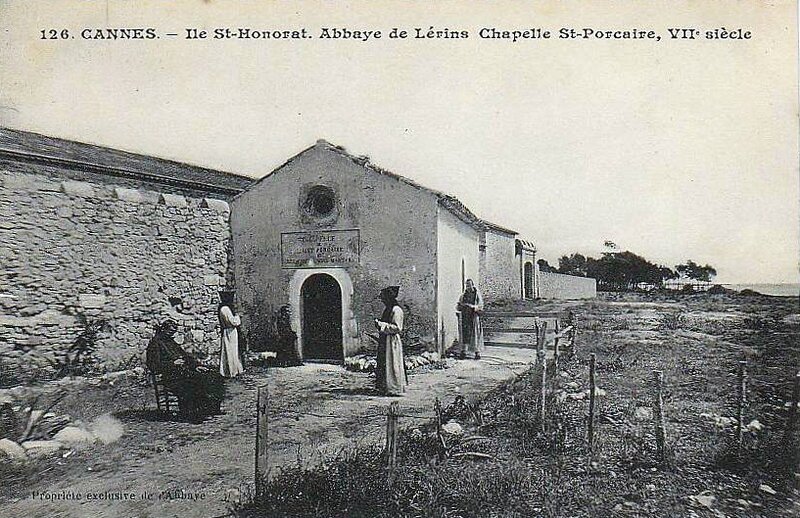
[[1, 0, 798, 284]]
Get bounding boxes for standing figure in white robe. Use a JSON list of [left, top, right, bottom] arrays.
[[375, 286, 407, 396], [218, 291, 244, 378], [458, 279, 484, 359]]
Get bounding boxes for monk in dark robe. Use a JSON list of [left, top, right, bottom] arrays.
[[458, 279, 484, 360], [274, 305, 302, 366], [146, 320, 225, 419]]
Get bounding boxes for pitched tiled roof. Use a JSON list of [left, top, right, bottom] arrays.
[[0, 127, 254, 195]]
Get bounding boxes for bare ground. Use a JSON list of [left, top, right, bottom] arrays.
[[0, 347, 538, 518]]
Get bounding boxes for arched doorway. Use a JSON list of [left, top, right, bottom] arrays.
[[300, 273, 343, 361], [524, 262, 534, 299]]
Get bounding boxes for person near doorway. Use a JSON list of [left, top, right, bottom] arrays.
[[218, 291, 244, 378], [374, 286, 407, 396], [458, 279, 484, 360], [146, 319, 225, 419], [274, 305, 302, 366]]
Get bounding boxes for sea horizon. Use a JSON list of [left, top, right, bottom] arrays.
[[721, 283, 800, 297]]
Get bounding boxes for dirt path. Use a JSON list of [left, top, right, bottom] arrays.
[[3, 347, 537, 518]]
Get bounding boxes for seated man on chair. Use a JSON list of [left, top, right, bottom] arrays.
[[146, 319, 225, 419]]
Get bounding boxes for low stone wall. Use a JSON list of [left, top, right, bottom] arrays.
[[0, 166, 232, 385], [538, 272, 597, 299]]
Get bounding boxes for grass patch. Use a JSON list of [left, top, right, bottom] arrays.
[[235, 293, 800, 517]]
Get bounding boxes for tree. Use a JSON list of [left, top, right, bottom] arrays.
[[558, 253, 588, 277], [675, 260, 717, 282], [658, 266, 679, 283], [586, 251, 679, 290], [537, 258, 557, 273]]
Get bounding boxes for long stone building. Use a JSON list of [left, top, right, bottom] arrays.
[[0, 128, 595, 380]]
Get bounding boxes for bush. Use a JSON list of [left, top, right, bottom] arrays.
[[235, 443, 541, 518]]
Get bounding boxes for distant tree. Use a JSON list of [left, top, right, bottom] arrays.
[[548, 249, 696, 291], [558, 253, 588, 277], [537, 258, 558, 273], [603, 240, 619, 250], [675, 260, 717, 282], [586, 251, 678, 290], [658, 266, 679, 283]]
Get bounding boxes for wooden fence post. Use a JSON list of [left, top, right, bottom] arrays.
[[652, 370, 667, 464], [784, 371, 800, 468], [588, 353, 596, 450], [570, 313, 578, 356], [434, 398, 445, 459], [255, 385, 269, 497], [537, 321, 548, 362], [537, 356, 547, 432], [385, 402, 399, 470], [736, 360, 747, 459], [553, 319, 561, 375]]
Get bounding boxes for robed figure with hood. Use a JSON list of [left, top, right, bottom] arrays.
[[374, 286, 407, 396]]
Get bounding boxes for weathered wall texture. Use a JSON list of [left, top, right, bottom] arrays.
[[0, 163, 232, 383], [231, 142, 440, 358], [538, 271, 597, 299], [479, 229, 519, 301], [436, 207, 480, 353]]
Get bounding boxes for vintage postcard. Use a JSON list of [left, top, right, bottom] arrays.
[[0, 1, 798, 517]]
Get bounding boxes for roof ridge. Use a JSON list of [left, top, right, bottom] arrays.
[[0, 126, 255, 194], [313, 140, 517, 233], [0, 126, 253, 181]]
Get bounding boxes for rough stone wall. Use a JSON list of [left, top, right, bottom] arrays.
[[231, 143, 440, 358], [538, 271, 597, 299], [0, 164, 232, 384], [479, 230, 519, 301]]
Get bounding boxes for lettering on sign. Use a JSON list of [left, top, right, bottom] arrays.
[[281, 229, 360, 268]]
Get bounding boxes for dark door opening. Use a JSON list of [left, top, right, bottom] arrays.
[[301, 273, 343, 361], [524, 262, 534, 299]]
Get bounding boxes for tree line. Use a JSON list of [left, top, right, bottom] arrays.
[[537, 246, 717, 291]]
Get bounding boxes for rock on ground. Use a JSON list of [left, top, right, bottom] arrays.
[[21, 440, 63, 457], [0, 438, 27, 460], [53, 426, 96, 446]]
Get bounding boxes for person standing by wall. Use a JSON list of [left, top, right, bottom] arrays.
[[458, 279, 484, 360], [274, 305, 302, 366], [375, 286, 407, 396], [218, 291, 244, 377]]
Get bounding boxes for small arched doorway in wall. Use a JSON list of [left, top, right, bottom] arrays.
[[300, 273, 343, 361], [524, 261, 534, 299]]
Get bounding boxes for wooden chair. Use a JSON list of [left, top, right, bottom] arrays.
[[149, 371, 179, 414]]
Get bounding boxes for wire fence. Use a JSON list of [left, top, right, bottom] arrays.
[[253, 313, 580, 494]]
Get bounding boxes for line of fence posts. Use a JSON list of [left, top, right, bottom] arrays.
[[252, 317, 800, 491], [252, 311, 597, 488]]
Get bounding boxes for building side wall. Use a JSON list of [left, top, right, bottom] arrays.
[[436, 208, 480, 353], [230, 146, 439, 357], [479, 230, 519, 301], [538, 272, 597, 299], [0, 163, 232, 384]]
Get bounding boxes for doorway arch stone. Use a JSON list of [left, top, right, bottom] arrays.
[[289, 268, 355, 360]]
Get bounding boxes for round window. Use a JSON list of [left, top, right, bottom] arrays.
[[304, 185, 336, 217]]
